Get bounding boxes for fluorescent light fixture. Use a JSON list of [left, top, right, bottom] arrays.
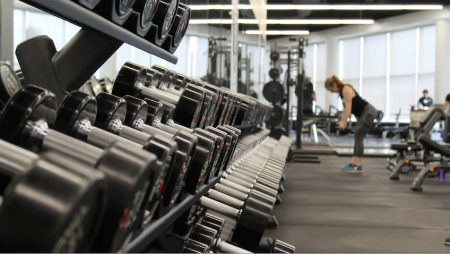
[[189, 19, 233, 24], [244, 30, 310, 35], [190, 4, 443, 10], [190, 19, 374, 25]]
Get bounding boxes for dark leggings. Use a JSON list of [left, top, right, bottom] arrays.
[[354, 104, 377, 157]]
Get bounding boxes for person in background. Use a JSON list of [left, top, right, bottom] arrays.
[[325, 75, 377, 173], [301, 77, 316, 115], [418, 90, 434, 109], [442, 93, 450, 112]]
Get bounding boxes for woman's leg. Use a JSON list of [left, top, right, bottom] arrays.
[[353, 105, 376, 166]]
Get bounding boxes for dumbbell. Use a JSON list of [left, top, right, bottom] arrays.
[[121, 95, 200, 213], [86, 76, 103, 96], [55, 91, 183, 223], [198, 213, 295, 253], [182, 239, 211, 253], [0, 85, 158, 252], [113, 62, 204, 129], [94, 0, 136, 26], [146, 0, 179, 46], [161, 3, 191, 53], [215, 92, 235, 127], [149, 66, 217, 128], [121, 0, 157, 37], [189, 223, 252, 253], [0, 62, 22, 109], [138, 98, 217, 194], [0, 140, 106, 252], [98, 76, 114, 93], [196, 195, 274, 252], [140, 98, 229, 185]]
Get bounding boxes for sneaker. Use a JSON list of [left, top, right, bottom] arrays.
[[445, 237, 450, 246], [341, 164, 354, 170], [341, 164, 364, 173]]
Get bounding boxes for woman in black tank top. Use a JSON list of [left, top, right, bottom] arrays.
[[325, 76, 377, 173]]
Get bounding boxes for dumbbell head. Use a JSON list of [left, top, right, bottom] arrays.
[[201, 213, 225, 237], [143, 98, 164, 126], [0, 85, 56, 150], [182, 239, 211, 253], [205, 127, 232, 177], [0, 62, 21, 107], [151, 0, 179, 43], [132, 0, 158, 30], [98, 77, 113, 94], [162, 3, 190, 53], [160, 101, 176, 124], [190, 223, 218, 248], [272, 239, 296, 253], [0, 140, 107, 252], [193, 129, 223, 183]]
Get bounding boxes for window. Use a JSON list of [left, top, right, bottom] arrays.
[[418, 26, 436, 100], [341, 38, 361, 93]]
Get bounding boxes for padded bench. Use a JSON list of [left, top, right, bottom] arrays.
[[390, 142, 422, 151], [418, 134, 450, 157]]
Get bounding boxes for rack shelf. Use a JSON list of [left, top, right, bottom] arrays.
[[123, 177, 220, 253], [21, 0, 177, 64]]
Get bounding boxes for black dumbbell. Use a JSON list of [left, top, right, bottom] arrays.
[[182, 239, 211, 253], [141, 98, 217, 195], [121, 0, 158, 37], [121, 95, 198, 215], [215, 91, 235, 127], [55, 91, 181, 224], [98, 76, 113, 93], [113, 62, 204, 129], [94, 0, 136, 25], [146, 0, 179, 46], [0, 85, 157, 252], [14, 68, 27, 87], [0, 62, 22, 108], [269, 68, 280, 79], [161, 3, 191, 53], [0, 140, 106, 252], [86, 76, 103, 96], [148, 66, 216, 128]]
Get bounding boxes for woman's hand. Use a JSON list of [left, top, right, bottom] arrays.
[[336, 122, 347, 130]]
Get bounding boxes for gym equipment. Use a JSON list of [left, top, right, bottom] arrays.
[[113, 62, 204, 129], [0, 85, 158, 252], [0, 140, 107, 252], [98, 76, 114, 93], [182, 239, 210, 253], [94, 0, 137, 25], [411, 134, 450, 191], [73, 0, 102, 10], [86, 76, 104, 96], [14, 69, 27, 86], [55, 91, 184, 224], [266, 105, 285, 127], [263, 81, 284, 103], [147, 0, 179, 46], [129, 0, 158, 33], [161, 3, 191, 53], [121, 95, 197, 215], [269, 68, 280, 80], [0, 62, 21, 108], [270, 51, 280, 62]]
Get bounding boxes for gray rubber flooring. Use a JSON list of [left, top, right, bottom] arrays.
[[263, 156, 450, 253]]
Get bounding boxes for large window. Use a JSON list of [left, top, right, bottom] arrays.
[[338, 26, 436, 120]]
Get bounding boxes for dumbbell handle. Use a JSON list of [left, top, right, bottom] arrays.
[[199, 196, 241, 219], [207, 189, 244, 208], [215, 183, 248, 200], [219, 178, 251, 194], [140, 84, 179, 105], [216, 239, 252, 253]]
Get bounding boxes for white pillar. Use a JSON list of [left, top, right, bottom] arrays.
[[325, 37, 340, 110], [435, 19, 450, 104], [0, 0, 14, 63]]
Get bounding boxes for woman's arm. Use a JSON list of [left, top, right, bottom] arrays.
[[340, 86, 354, 126], [443, 101, 450, 111]]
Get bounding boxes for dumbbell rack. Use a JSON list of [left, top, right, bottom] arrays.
[[17, 0, 178, 103]]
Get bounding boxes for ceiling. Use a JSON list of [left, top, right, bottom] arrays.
[[184, 0, 450, 38]]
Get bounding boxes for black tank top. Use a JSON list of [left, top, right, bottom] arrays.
[[339, 85, 368, 118]]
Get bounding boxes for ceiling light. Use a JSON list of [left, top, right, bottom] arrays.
[[244, 30, 310, 35], [190, 19, 374, 25], [189, 4, 443, 10]]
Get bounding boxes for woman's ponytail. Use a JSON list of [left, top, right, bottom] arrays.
[[324, 75, 351, 90]]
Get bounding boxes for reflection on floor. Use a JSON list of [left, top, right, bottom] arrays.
[[264, 156, 450, 253]]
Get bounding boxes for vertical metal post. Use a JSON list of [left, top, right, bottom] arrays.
[[296, 38, 305, 149], [230, 0, 239, 92], [0, 0, 14, 63], [286, 50, 291, 135]]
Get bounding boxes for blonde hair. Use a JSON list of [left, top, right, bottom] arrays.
[[324, 75, 351, 90]]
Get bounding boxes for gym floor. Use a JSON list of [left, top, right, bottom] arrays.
[[263, 155, 450, 253]]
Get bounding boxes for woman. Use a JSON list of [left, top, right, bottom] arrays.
[[325, 76, 377, 173]]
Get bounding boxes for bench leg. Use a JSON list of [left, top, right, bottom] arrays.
[[411, 166, 431, 192], [390, 159, 405, 180]]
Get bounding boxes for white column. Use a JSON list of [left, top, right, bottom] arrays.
[[435, 19, 450, 104], [0, 0, 14, 63], [325, 37, 340, 110]]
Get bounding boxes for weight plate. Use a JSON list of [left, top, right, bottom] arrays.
[[116, 0, 136, 17], [138, 0, 158, 29], [0, 62, 21, 105], [270, 51, 280, 62], [263, 81, 284, 103], [87, 76, 103, 96], [269, 68, 280, 79], [94, 93, 127, 131], [172, 3, 190, 46], [266, 105, 285, 127]]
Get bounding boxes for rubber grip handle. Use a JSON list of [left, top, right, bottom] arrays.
[[199, 196, 239, 219], [214, 183, 248, 201], [207, 189, 244, 209]]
